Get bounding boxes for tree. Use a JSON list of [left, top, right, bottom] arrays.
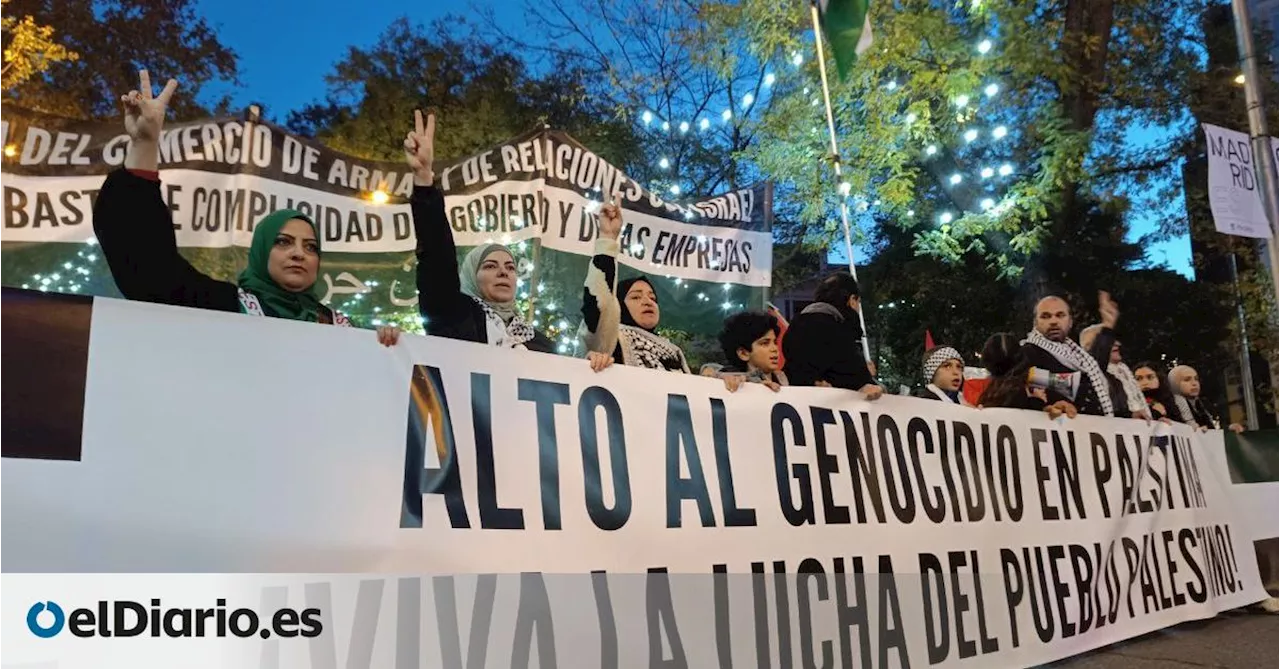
[[286, 17, 639, 166], [701, 0, 1209, 281], [2, 0, 237, 120], [1, 0, 78, 92]]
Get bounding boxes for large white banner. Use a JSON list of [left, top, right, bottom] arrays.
[[1202, 123, 1279, 239], [1, 298, 1268, 668], [0, 114, 774, 286]]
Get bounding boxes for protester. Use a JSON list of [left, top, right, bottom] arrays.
[[781, 272, 883, 398], [977, 333, 1078, 419], [912, 345, 970, 405], [1133, 361, 1180, 423], [1169, 365, 1245, 433], [1080, 325, 1148, 420], [580, 201, 690, 372], [93, 71, 358, 330], [400, 110, 554, 352], [701, 311, 788, 392], [1020, 293, 1118, 416]]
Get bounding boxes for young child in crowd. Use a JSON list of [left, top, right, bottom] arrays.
[[701, 311, 789, 392], [912, 345, 971, 404]]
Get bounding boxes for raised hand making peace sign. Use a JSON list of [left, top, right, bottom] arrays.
[[404, 109, 436, 186], [120, 70, 178, 172]]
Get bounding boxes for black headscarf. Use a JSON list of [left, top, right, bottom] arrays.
[[617, 276, 657, 331]]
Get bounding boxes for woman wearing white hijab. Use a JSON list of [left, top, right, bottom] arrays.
[[381, 110, 553, 352], [1168, 365, 1245, 433]]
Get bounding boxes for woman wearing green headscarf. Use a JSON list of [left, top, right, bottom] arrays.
[[399, 109, 554, 352], [93, 71, 362, 331]]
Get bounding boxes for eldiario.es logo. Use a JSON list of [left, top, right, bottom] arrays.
[[26, 599, 322, 639]]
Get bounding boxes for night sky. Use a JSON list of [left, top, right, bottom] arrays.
[[194, 0, 1193, 276]]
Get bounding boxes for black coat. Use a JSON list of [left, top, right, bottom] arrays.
[[411, 185, 553, 352], [1019, 327, 1116, 416], [781, 304, 875, 390]]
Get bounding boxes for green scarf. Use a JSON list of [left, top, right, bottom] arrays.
[[458, 243, 518, 323], [237, 209, 325, 322]]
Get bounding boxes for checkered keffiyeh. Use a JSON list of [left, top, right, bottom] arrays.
[[923, 347, 963, 384]]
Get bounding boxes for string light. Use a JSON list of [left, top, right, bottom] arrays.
[[906, 209, 915, 217], [938, 212, 954, 224], [839, 182, 852, 196], [925, 144, 938, 156], [980, 167, 994, 179], [984, 83, 999, 97], [955, 95, 970, 108], [764, 73, 776, 87], [905, 113, 918, 124], [992, 125, 1008, 140], [980, 198, 996, 210], [659, 157, 670, 169], [998, 163, 1013, 176], [792, 52, 803, 66], [642, 111, 653, 124], [669, 185, 681, 195], [742, 92, 755, 107], [661, 121, 670, 131], [699, 118, 710, 130], [964, 129, 978, 142], [722, 109, 732, 121], [679, 121, 689, 133], [977, 39, 992, 54], [948, 174, 962, 185], [886, 81, 898, 90]]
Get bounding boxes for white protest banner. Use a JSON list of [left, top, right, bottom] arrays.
[[1, 294, 1269, 668], [1202, 123, 1278, 239], [0, 112, 773, 286]]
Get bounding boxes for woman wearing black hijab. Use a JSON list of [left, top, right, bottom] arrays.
[[580, 202, 690, 373]]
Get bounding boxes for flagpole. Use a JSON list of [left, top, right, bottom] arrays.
[[809, 0, 872, 364]]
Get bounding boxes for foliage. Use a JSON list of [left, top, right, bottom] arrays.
[[286, 17, 639, 166], [0, 0, 78, 92], [701, 0, 1210, 277], [1, 0, 237, 120]]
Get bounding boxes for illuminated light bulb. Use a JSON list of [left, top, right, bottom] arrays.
[[873, 199, 881, 206], [371, 190, 389, 204], [811, 98, 820, 106], [998, 163, 1013, 176], [886, 80, 898, 90], [764, 73, 776, 87], [992, 125, 1008, 139], [659, 157, 670, 169], [722, 301, 732, 310], [63, 262, 72, 269], [661, 121, 670, 131], [792, 52, 803, 66], [546, 301, 556, 310], [977, 39, 992, 54], [839, 181, 852, 196], [2, 144, 16, 158], [1234, 73, 1246, 84], [699, 118, 710, 130], [949, 173, 962, 185], [722, 109, 732, 121], [642, 110, 653, 124], [742, 92, 754, 107], [85, 237, 98, 246], [906, 209, 915, 217], [964, 128, 979, 142], [955, 95, 970, 107], [679, 121, 689, 133], [981, 198, 996, 210], [722, 283, 731, 291], [804, 87, 810, 95], [984, 83, 999, 97], [980, 167, 995, 179], [925, 144, 938, 156], [670, 185, 681, 195], [558, 320, 568, 330], [905, 113, 918, 124], [938, 212, 954, 224]]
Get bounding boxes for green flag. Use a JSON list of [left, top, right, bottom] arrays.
[[818, 0, 873, 81]]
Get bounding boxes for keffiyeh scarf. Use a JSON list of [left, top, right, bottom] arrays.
[[619, 325, 690, 373], [473, 297, 536, 349], [1108, 361, 1147, 415], [923, 346, 964, 384], [1024, 329, 1115, 415]]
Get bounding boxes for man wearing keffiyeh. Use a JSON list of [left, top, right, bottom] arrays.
[[1019, 292, 1121, 417]]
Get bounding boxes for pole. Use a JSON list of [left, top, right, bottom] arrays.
[[1231, 252, 1261, 429], [1230, 0, 1280, 288], [809, 1, 873, 364]]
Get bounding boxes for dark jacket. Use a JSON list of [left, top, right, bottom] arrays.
[[781, 303, 875, 390], [92, 169, 347, 322], [1019, 326, 1116, 416], [411, 185, 553, 352]]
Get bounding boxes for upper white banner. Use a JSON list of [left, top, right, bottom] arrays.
[[1202, 123, 1278, 239], [0, 112, 774, 286]]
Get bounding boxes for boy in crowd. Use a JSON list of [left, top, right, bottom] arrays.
[[701, 311, 789, 392], [913, 345, 971, 405]]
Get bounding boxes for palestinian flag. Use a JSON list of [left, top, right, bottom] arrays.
[[818, 0, 873, 81]]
